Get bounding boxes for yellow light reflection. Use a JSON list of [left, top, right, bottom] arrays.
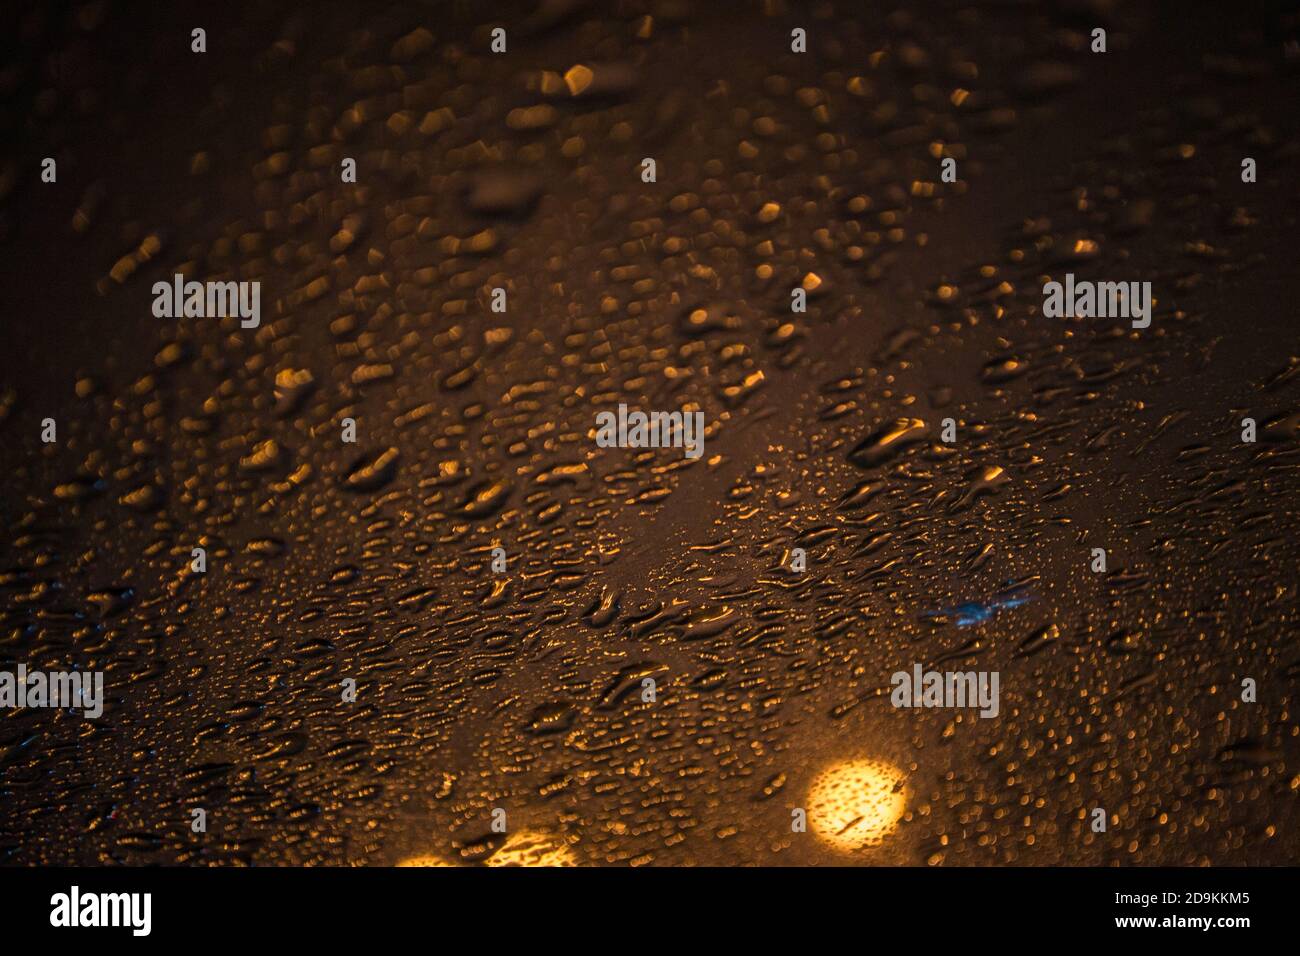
[[806, 758, 907, 852], [484, 829, 576, 867], [397, 829, 576, 867]]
